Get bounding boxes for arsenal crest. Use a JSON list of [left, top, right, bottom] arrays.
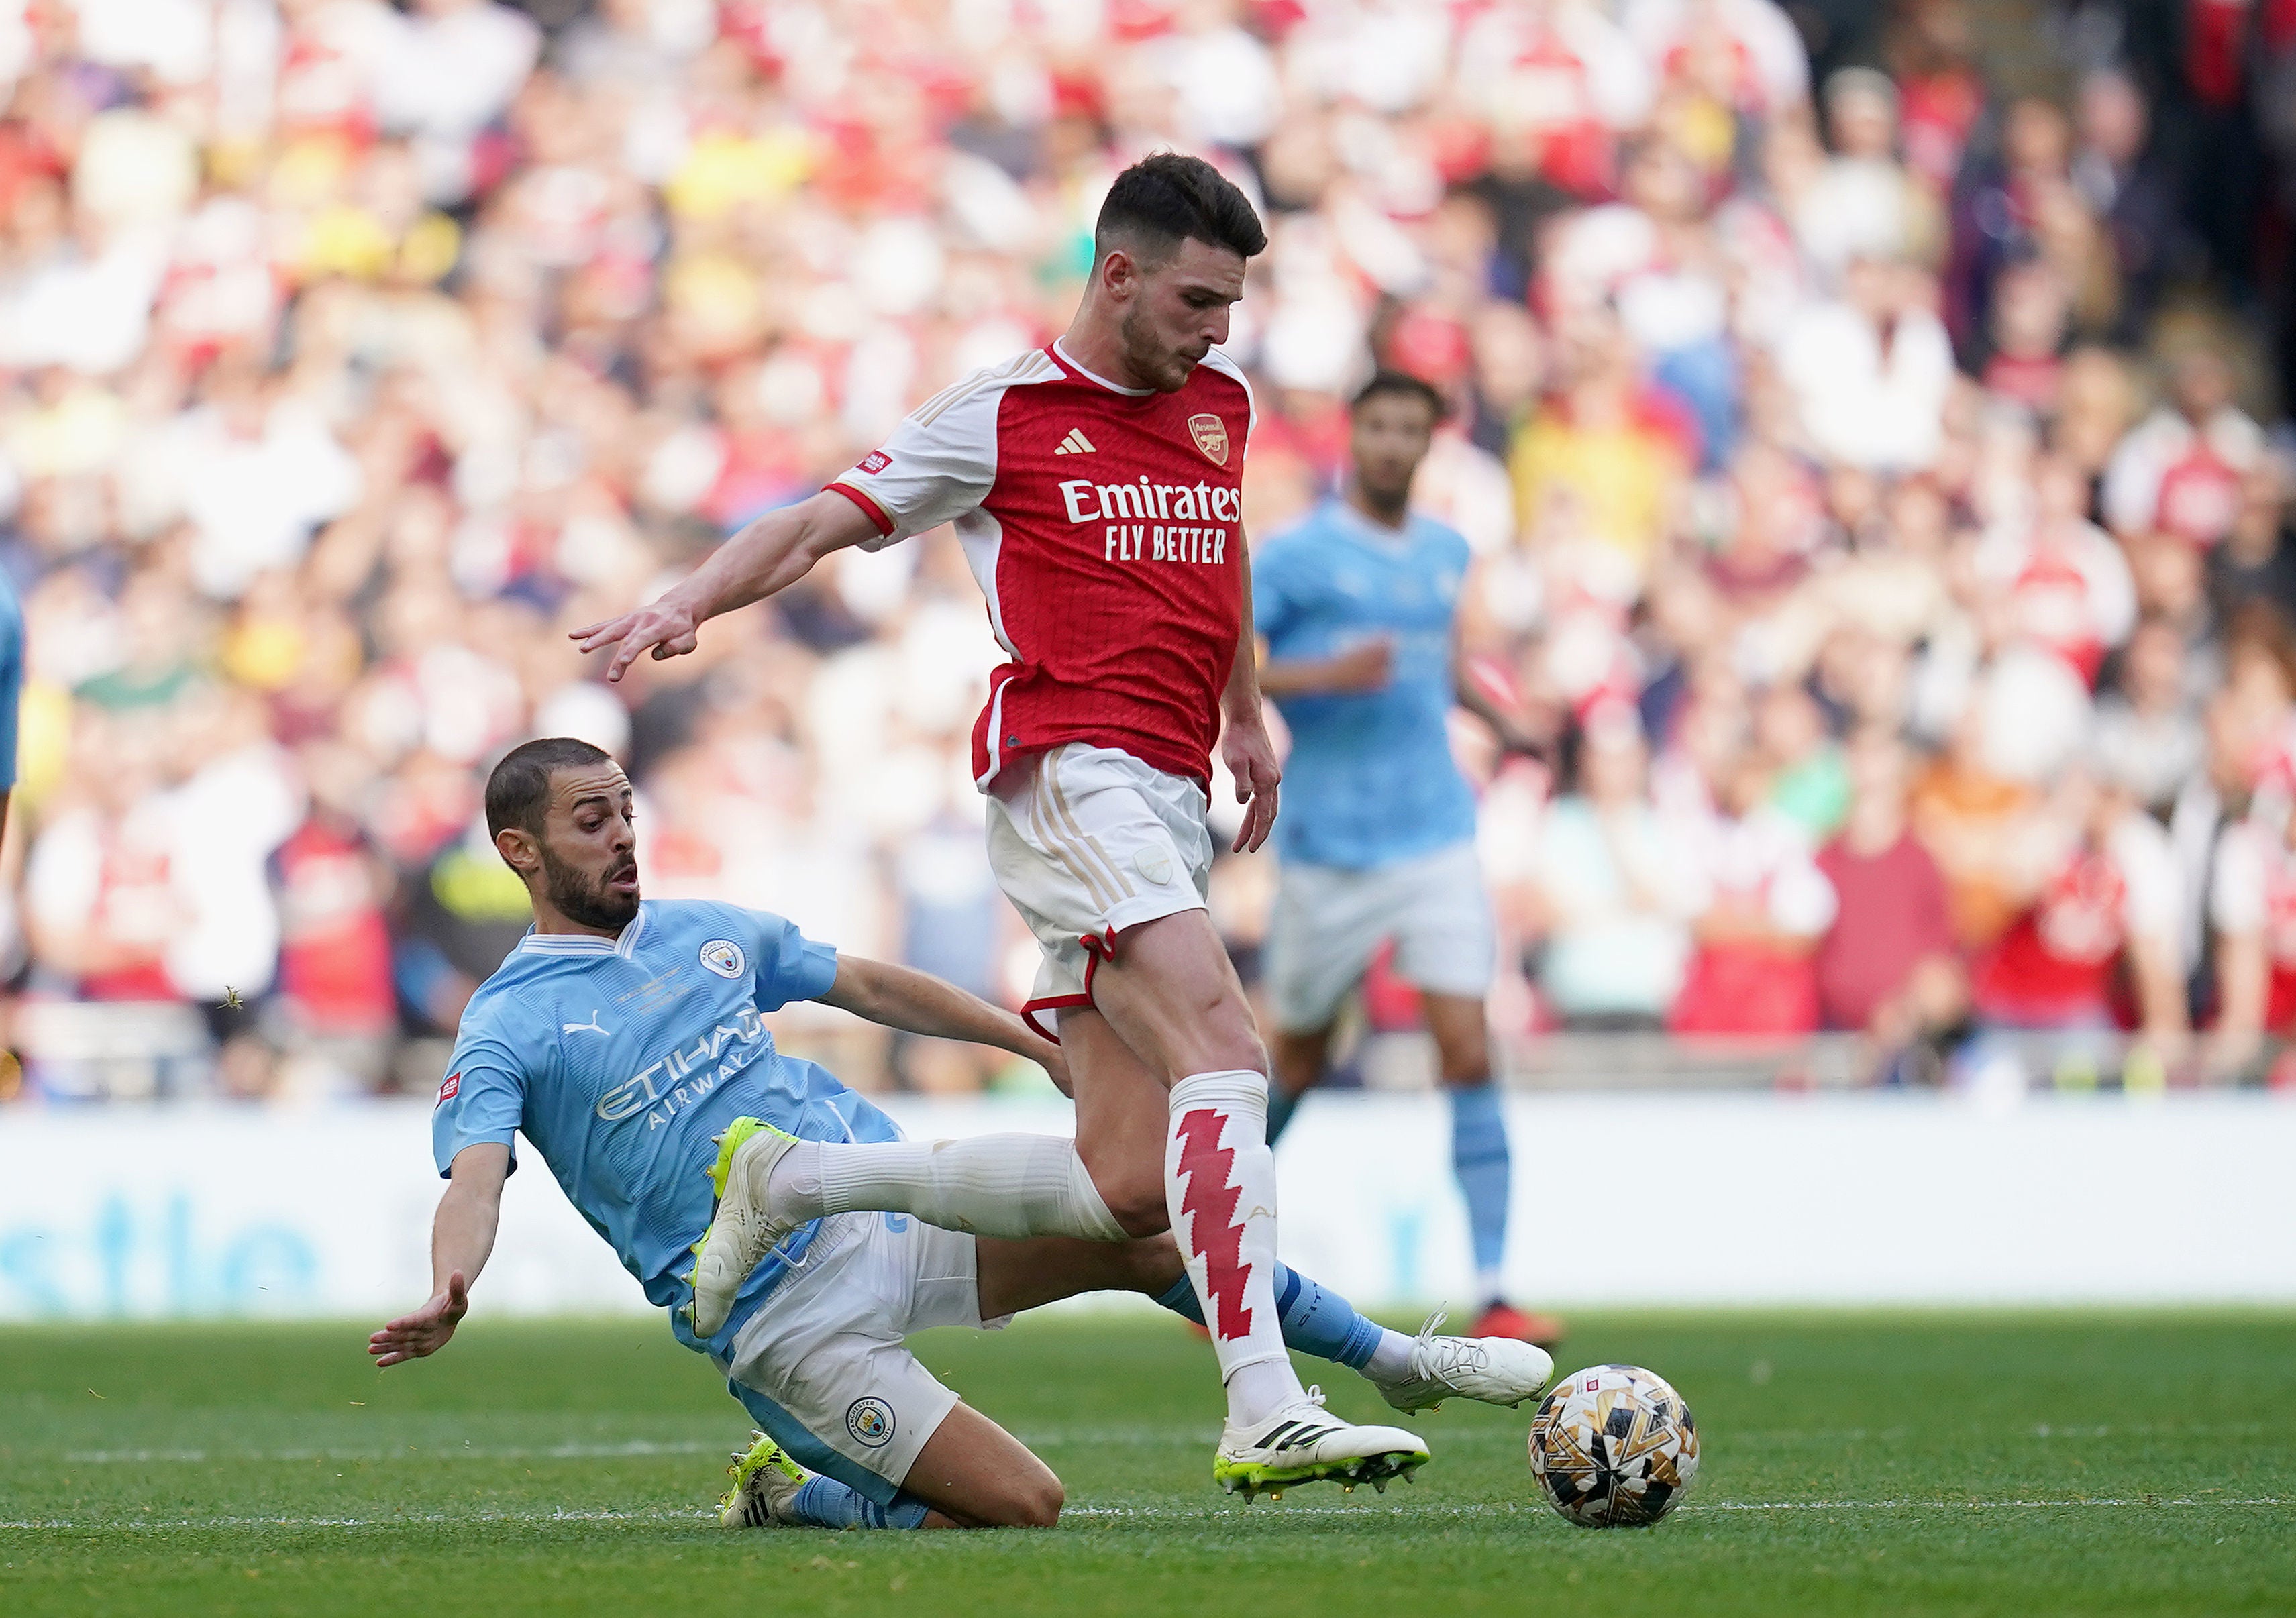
[[1187, 413, 1229, 466]]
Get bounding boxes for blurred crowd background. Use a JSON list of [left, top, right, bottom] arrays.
[[1, 0, 2293, 1104]]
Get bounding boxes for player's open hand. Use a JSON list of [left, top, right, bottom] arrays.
[[1222, 716, 1282, 855], [368, 1271, 470, 1367], [570, 598, 701, 683]]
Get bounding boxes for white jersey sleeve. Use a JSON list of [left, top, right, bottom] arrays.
[[825, 349, 1060, 551], [1199, 347, 1257, 453]]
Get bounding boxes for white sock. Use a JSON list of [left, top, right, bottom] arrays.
[[768, 1134, 1127, 1242], [1164, 1069, 1306, 1428], [1364, 1328, 1418, 1384]]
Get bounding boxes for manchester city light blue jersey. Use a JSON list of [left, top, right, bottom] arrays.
[[1254, 498, 1478, 869], [432, 899, 900, 1356]]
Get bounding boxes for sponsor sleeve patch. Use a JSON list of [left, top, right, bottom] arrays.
[[857, 449, 891, 474], [437, 1073, 460, 1107]]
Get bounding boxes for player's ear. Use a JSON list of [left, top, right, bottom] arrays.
[[1100, 245, 1138, 301], [494, 826, 541, 879]]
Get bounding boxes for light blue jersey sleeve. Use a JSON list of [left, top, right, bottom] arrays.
[[1251, 531, 1310, 643], [748, 909, 840, 1010], [431, 997, 536, 1179], [0, 574, 23, 790]]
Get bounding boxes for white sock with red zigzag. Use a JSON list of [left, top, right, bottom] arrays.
[[1165, 1069, 1306, 1427]]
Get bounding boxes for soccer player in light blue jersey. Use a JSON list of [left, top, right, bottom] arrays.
[[1254, 372, 1562, 1348], [371, 738, 1550, 1528]]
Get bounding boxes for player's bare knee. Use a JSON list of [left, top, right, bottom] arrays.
[[1078, 1145, 1169, 1236], [1123, 1232, 1186, 1293], [1106, 1182, 1171, 1238], [1165, 1003, 1266, 1081], [980, 1468, 1063, 1528], [1434, 1024, 1492, 1086], [1438, 1043, 1492, 1087], [1018, 1474, 1065, 1527]]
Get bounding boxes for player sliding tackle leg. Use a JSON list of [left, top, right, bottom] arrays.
[[376, 1144, 1543, 1535], [698, 1099, 1551, 1421], [711, 1234, 1543, 1527], [573, 154, 1502, 1495]]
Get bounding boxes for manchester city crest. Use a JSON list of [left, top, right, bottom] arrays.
[[699, 939, 746, 979], [846, 1396, 895, 1448]]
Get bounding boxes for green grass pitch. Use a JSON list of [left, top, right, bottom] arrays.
[[3, 1309, 2291, 1616]]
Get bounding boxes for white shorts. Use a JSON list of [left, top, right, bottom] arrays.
[[987, 743, 1214, 1039], [717, 1211, 999, 1505], [1266, 840, 1496, 1033]]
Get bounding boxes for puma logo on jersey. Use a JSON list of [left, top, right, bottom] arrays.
[[1053, 428, 1097, 455], [563, 1011, 611, 1036]]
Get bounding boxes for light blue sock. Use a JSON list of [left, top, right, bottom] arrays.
[[1264, 1084, 1304, 1144], [1449, 1081, 1511, 1293], [1156, 1263, 1385, 1370], [787, 1476, 933, 1530]]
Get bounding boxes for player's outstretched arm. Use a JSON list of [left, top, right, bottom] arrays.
[[368, 1142, 510, 1367], [816, 955, 1069, 1092], [569, 491, 884, 682], [1257, 636, 1394, 699]]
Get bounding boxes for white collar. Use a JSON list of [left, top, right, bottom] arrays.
[[1052, 338, 1155, 397], [518, 904, 647, 959]]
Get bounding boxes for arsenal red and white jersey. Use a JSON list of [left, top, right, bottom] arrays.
[[826, 341, 1255, 788]]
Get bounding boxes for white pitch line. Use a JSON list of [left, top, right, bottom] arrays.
[[2, 1499, 2286, 1533], [1695, 1497, 2288, 1511], [0, 1508, 715, 1531], [40, 1423, 2287, 1468]]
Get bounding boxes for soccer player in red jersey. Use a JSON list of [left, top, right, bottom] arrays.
[[574, 156, 1536, 1495]]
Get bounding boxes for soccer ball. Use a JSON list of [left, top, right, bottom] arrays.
[[1528, 1364, 1699, 1527]]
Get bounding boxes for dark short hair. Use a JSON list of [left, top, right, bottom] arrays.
[[1351, 369, 1448, 422], [1094, 152, 1267, 267], [486, 737, 614, 843]]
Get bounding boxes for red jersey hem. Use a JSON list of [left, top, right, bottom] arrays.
[[970, 726, 1213, 792], [825, 482, 894, 538]]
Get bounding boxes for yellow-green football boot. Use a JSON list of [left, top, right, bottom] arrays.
[[686, 1116, 807, 1336], [718, 1430, 812, 1528]]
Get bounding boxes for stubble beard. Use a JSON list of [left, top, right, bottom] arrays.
[[1358, 475, 1413, 523], [542, 845, 639, 931], [1120, 304, 1193, 393]]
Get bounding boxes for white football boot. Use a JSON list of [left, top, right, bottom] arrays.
[[1373, 1310, 1555, 1414], [1214, 1387, 1430, 1501], [686, 1116, 807, 1337], [718, 1430, 811, 1528]]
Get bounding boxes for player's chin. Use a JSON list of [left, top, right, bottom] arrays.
[[1158, 354, 1205, 391], [585, 881, 641, 927]]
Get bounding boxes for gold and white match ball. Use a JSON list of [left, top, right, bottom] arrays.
[[1528, 1364, 1699, 1527]]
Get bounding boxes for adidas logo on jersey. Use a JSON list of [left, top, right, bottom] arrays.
[[1053, 428, 1097, 455]]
